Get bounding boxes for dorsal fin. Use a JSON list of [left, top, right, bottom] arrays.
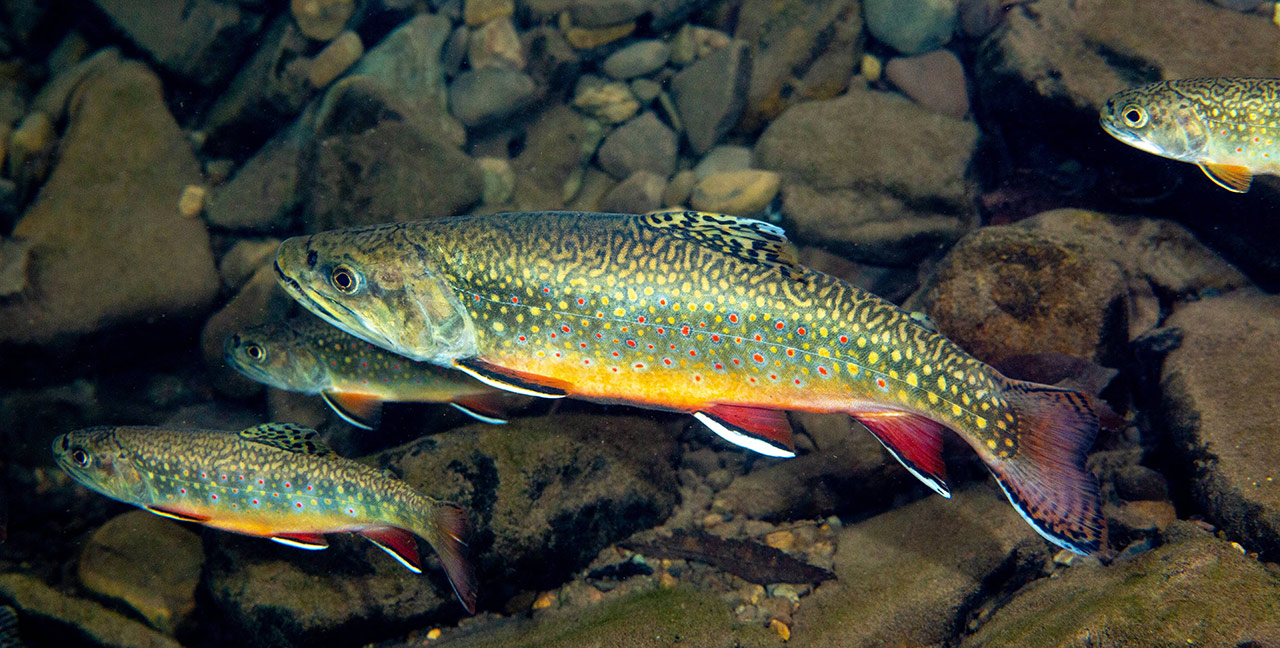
[[640, 210, 804, 279], [238, 423, 334, 457]]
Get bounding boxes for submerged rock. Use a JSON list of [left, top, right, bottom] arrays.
[[670, 39, 751, 155], [0, 573, 181, 648], [755, 84, 977, 266], [206, 414, 679, 643], [0, 60, 219, 346], [789, 485, 1045, 648], [1160, 292, 1280, 561], [448, 67, 538, 128], [596, 112, 677, 180], [962, 536, 1280, 647], [77, 511, 204, 635], [863, 0, 956, 55]]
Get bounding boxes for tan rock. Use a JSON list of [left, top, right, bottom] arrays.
[[690, 169, 780, 215], [465, 0, 515, 26], [308, 30, 363, 88], [561, 14, 636, 49], [469, 17, 526, 70], [290, 0, 354, 41]]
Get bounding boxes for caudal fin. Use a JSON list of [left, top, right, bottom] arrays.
[[420, 502, 477, 614], [987, 378, 1107, 556]]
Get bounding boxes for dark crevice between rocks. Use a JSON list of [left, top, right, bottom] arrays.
[[1086, 40, 1162, 87], [950, 541, 1054, 646]]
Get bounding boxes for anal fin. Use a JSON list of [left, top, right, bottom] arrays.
[[1198, 162, 1253, 193], [270, 532, 330, 550], [449, 392, 510, 424], [321, 391, 383, 430], [360, 527, 423, 573], [145, 506, 209, 523], [694, 404, 795, 458], [453, 358, 570, 399], [851, 410, 951, 498]]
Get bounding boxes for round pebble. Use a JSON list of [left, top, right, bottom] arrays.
[[864, 0, 957, 55], [477, 157, 516, 205], [464, 0, 514, 25], [885, 49, 969, 118], [603, 40, 670, 79], [861, 53, 883, 82], [177, 185, 206, 218], [690, 170, 780, 216], [290, 0, 354, 41], [573, 80, 640, 124], [469, 17, 526, 70], [662, 169, 697, 207], [308, 30, 363, 88]]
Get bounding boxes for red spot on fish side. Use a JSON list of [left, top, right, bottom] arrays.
[[714, 363, 724, 370], [306, 485, 313, 491], [258, 479, 264, 484], [211, 494, 218, 500], [554, 352, 562, 358], [729, 314, 739, 323], [689, 349, 698, 357], [638, 316, 646, 323], [694, 375, 702, 382], [284, 483, 291, 489], [626, 339, 637, 347], [818, 366, 828, 376], [296, 502, 303, 508], [179, 488, 186, 494], [732, 358, 741, 365], [648, 344, 655, 349], [794, 378, 801, 385], [577, 298, 585, 305], [750, 377, 758, 383], [583, 359, 591, 365], [1237, 147, 1244, 152], [754, 334, 763, 342], [735, 337, 743, 344], [561, 325, 571, 333], [659, 299, 667, 306], [512, 296, 519, 303], [253, 499, 260, 505], [876, 377, 887, 389], [361, 362, 367, 367], [711, 334, 720, 342], [663, 358, 673, 366], [634, 363, 645, 369], [839, 335, 848, 344], [550, 333, 557, 338], [611, 367, 619, 372], [596, 333, 604, 339], [580, 342, 587, 349], [669, 344, 677, 350], [775, 321, 785, 330], [786, 349, 795, 357], [612, 351, 620, 357], [770, 373, 778, 380], [752, 353, 765, 363], [393, 364, 400, 370], [543, 287, 551, 293]]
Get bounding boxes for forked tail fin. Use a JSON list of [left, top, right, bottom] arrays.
[[987, 378, 1107, 556], [417, 501, 477, 613]]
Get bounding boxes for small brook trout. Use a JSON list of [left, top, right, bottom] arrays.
[[225, 316, 516, 429], [274, 211, 1107, 555], [53, 423, 475, 612], [1101, 77, 1280, 192]]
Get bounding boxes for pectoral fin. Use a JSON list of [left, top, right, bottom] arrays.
[[453, 358, 570, 399], [450, 392, 511, 424], [694, 404, 795, 458], [321, 391, 383, 430], [851, 411, 951, 498], [145, 506, 209, 523], [1198, 162, 1252, 193]]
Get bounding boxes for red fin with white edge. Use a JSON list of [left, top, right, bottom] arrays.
[[453, 358, 570, 399], [694, 404, 795, 458], [986, 378, 1107, 556], [270, 532, 330, 550], [145, 506, 209, 524], [422, 503, 476, 614], [360, 527, 423, 573], [450, 392, 511, 424], [851, 411, 951, 499], [321, 391, 383, 430]]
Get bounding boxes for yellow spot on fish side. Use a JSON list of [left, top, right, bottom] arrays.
[[906, 373, 918, 387], [492, 321, 505, 332], [986, 439, 997, 450], [951, 404, 963, 416], [975, 416, 987, 429], [867, 351, 879, 364]]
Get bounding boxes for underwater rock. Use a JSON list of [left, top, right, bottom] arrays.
[[447, 67, 538, 128], [307, 30, 363, 89], [77, 511, 204, 635], [467, 17, 525, 71], [734, 0, 862, 132], [204, 127, 308, 233], [511, 105, 597, 209], [600, 171, 666, 213], [670, 39, 751, 155], [29, 48, 122, 123], [0, 238, 31, 298], [755, 84, 976, 266], [596, 112, 677, 180], [290, 0, 353, 41], [788, 485, 1045, 648], [206, 414, 679, 643], [217, 239, 282, 290], [0, 60, 219, 347], [572, 78, 640, 124], [692, 145, 752, 180], [89, 0, 263, 88], [961, 536, 1280, 647], [306, 119, 481, 232], [690, 169, 779, 216], [1160, 292, 1280, 561], [885, 49, 969, 118], [477, 157, 516, 206], [911, 225, 1128, 366], [602, 40, 670, 80], [975, 0, 1280, 130], [464, 0, 514, 26], [863, 0, 956, 56], [0, 573, 181, 648], [201, 17, 313, 151], [569, 0, 648, 28], [662, 169, 697, 207]]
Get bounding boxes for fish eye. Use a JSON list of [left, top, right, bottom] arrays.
[[1122, 105, 1147, 128], [331, 264, 362, 295], [71, 447, 90, 467], [245, 343, 266, 362]]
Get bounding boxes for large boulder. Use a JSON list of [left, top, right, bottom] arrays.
[[205, 414, 680, 645], [755, 84, 977, 266], [0, 60, 219, 347], [0, 573, 181, 648], [961, 535, 1280, 647], [1159, 292, 1280, 561]]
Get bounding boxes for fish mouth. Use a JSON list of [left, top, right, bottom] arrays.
[[284, 277, 400, 354]]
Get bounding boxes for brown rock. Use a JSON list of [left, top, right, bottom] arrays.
[[885, 49, 969, 118]]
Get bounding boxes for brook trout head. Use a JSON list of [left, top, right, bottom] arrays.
[[224, 322, 328, 393], [273, 227, 477, 364], [1100, 84, 1209, 162], [52, 428, 148, 504]]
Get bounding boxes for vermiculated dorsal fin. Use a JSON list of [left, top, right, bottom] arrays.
[[640, 210, 804, 280], [238, 423, 334, 457]]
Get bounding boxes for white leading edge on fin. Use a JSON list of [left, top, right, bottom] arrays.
[[366, 539, 424, 573], [867, 435, 952, 499], [449, 402, 508, 425], [693, 412, 795, 458], [270, 536, 329, 550], [452, 363, 567, 399]]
